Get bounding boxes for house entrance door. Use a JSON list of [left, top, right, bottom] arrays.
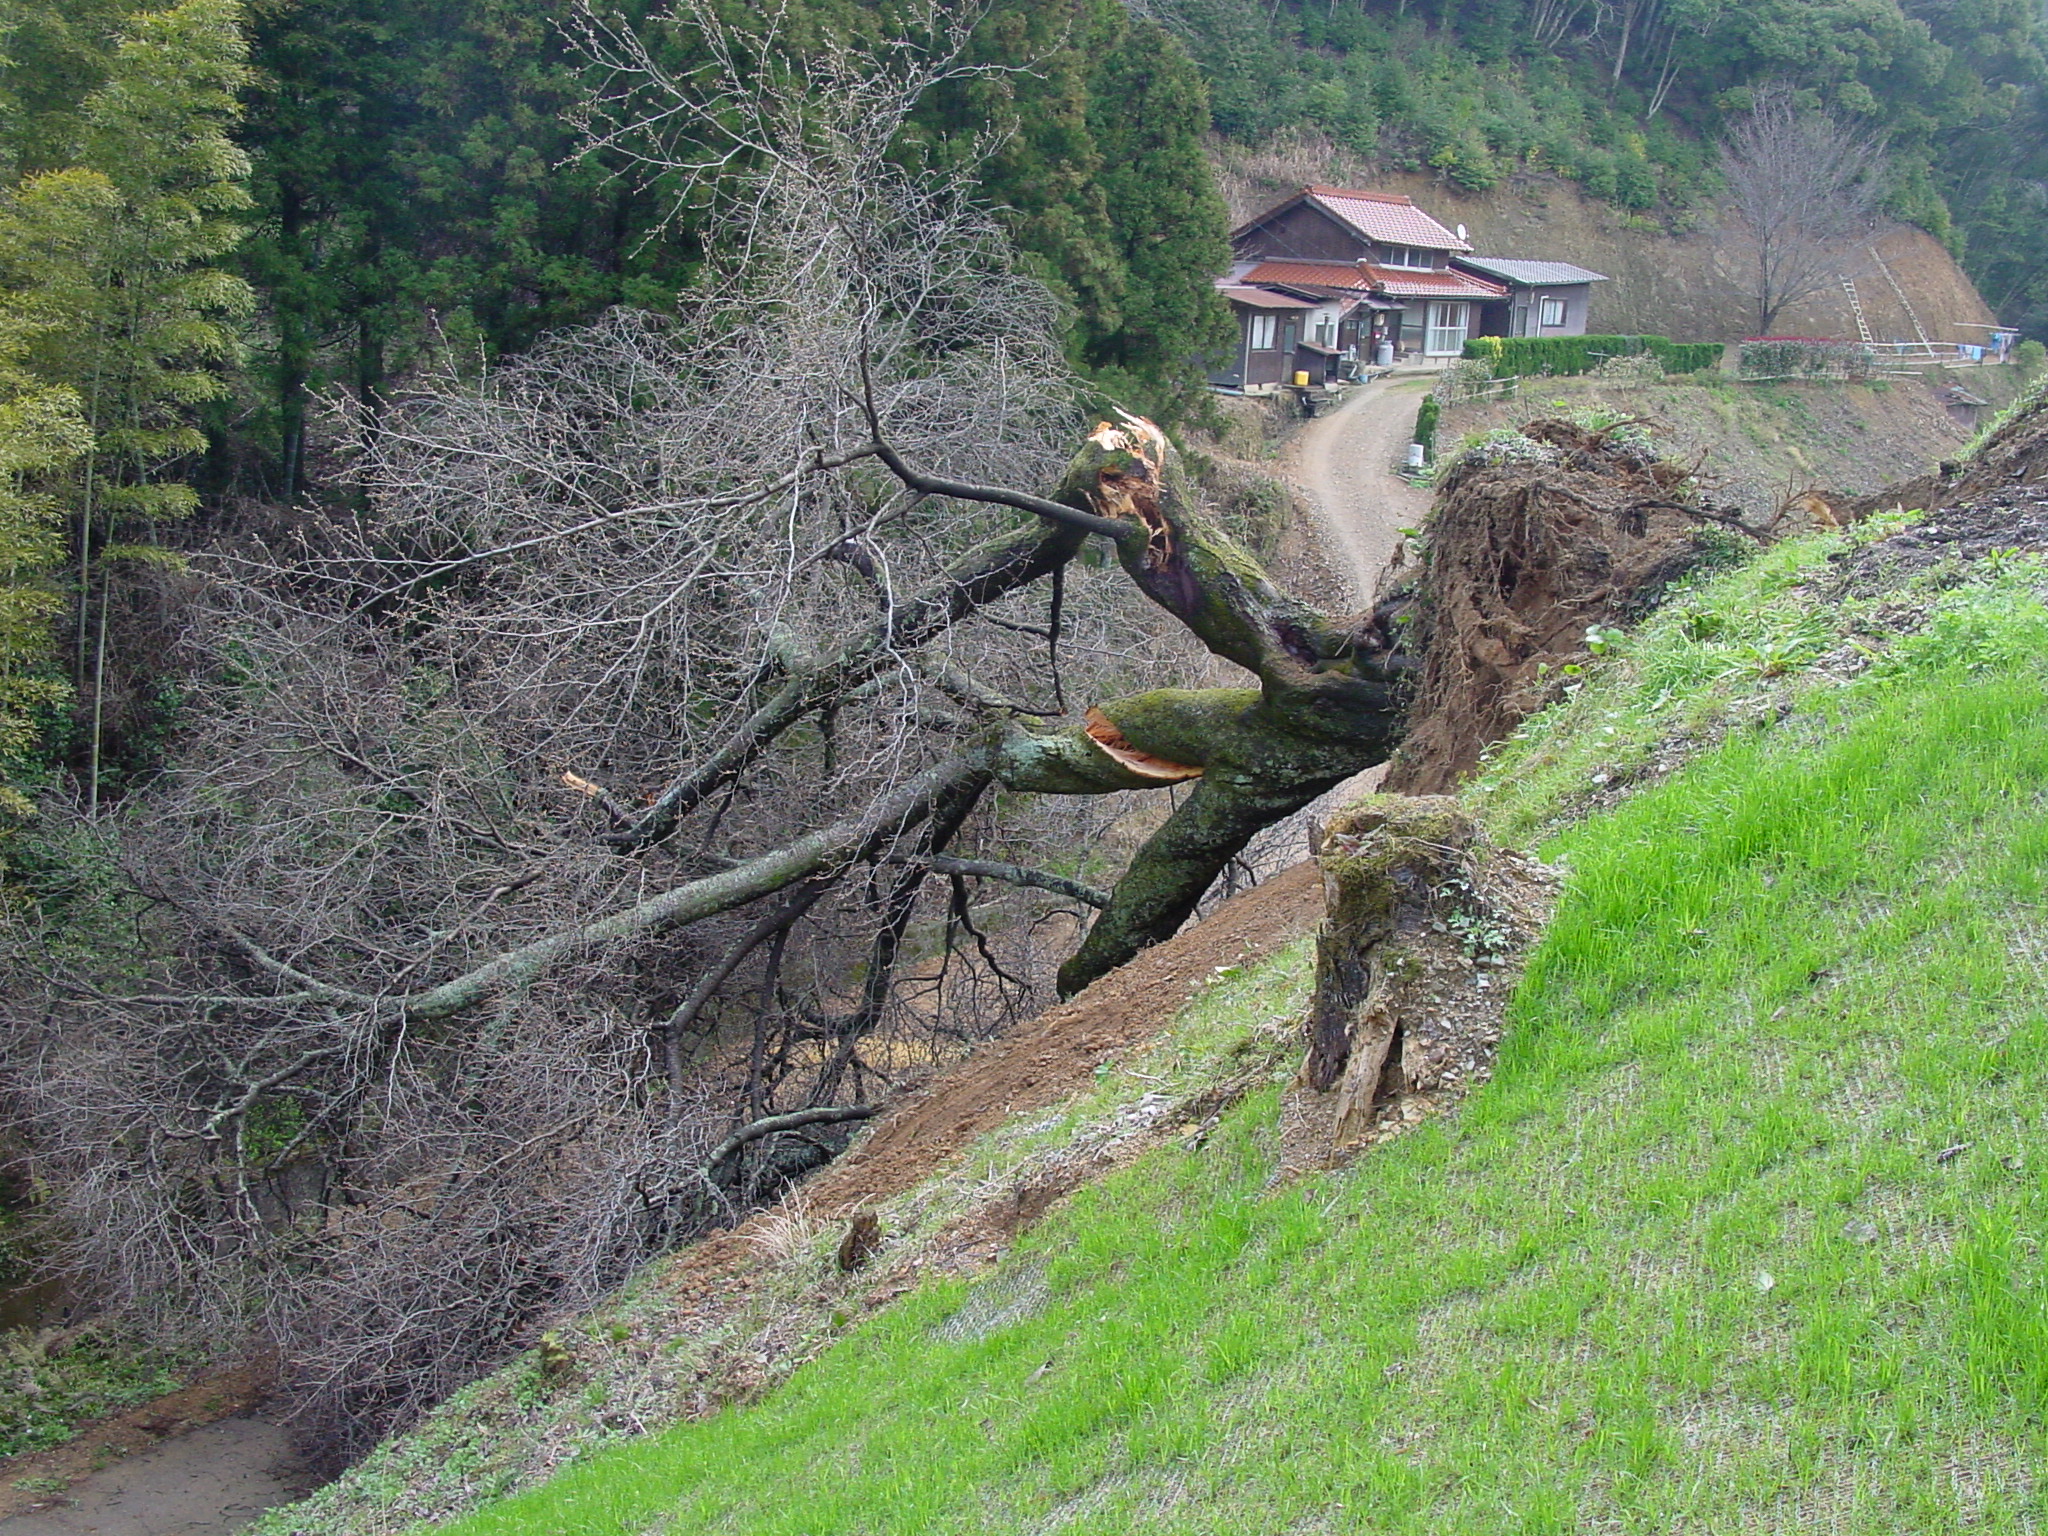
[[1425, 301, 1470, 356]]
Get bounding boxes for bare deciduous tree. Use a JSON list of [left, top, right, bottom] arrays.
[[4, 0, 1408, 1455], [1721, 85, 1883, 335]]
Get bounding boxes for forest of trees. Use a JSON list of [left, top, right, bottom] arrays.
[[0, 0, 2043, 1466]]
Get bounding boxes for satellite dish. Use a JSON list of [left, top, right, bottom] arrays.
[[1456, 224, 1468, 242]]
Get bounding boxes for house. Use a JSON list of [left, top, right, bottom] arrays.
[[1452, 257, 1610, 339], [1212, 186, 1610, 391], [1937, 383, 1990, 429], [1211, 277, 1398, 391]]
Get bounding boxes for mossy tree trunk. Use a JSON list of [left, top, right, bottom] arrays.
[[976, 416, 1413, 995]]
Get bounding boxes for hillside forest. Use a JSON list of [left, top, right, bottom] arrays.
[[1, 0, 2046, 1476]]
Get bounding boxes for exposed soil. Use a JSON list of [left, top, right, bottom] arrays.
[[1445, 370, 2005, 524], [1857, 378, 2048, 520], [0, 1365, 306, 1535], [0, 1418, 310, 1536], [1837, 393, 2048, 587], [1383, 418, 1749, 794], [756, 858, 1325, 1220]]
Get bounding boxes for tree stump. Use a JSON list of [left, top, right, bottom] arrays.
[[1296, 795, 1542, 1160]]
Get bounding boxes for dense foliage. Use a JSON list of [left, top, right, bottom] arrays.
[[1158, 0, 2048, 335], [1464, 333, 1724, 375], [239, 0, 1227, 492], [0, 0, 250, 812]]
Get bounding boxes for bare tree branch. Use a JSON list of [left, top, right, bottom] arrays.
[[887, 853, 1109, 908], [702, 1104, 881, 1179], [1722, 86, 1884, 334]]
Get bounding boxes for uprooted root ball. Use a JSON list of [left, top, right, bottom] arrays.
[[1383, 418, 1754, 793]]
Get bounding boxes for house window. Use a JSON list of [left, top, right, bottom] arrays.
[[1315, 317, 1335, 346], [1424, 301, 1470, 357], [1382, 245, 1435, 270], [1539, 296, 1568, 327], [1249, 313, 1277, 350]]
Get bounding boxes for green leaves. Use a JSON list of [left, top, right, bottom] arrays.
[[0, 0, 254, 806]]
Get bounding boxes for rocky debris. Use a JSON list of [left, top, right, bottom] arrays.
[[1832, 482, 2048, 595], [1856, 381, 2048, 519]]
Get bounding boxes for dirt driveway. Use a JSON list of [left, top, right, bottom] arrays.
[[1286, 373, 1439, 602]]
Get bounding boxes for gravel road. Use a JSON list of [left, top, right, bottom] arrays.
[[1285, 372, 1439, 603]]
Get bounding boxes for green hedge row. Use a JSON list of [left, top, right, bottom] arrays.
[[1462, 334, 1723, 377], [1414, 395, 1441, 456]]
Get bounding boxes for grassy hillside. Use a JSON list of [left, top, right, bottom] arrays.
[[342, 443, 2048, 1533]]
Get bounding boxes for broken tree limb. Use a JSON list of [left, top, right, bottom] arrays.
[[1042, 421, 1418, 994], [703, 1103, 881, 1179], [872, 414, 1419, 998], [401, 753, 991, 1019], [869, 437, 1139, 545], [607, 519, 1085, 849]]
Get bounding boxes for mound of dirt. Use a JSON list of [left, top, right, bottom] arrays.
[[1382, 419, 1751, 794], [1855, 385, 2048, 521], [1835, 391, 2048, 593]]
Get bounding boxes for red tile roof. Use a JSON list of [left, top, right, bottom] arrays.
[[1235, 186, 1472, 252], [1238, 260, 1377, 292], [1356, 264, 1508, 299]]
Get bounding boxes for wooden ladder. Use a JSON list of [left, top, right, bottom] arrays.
[[1869, 247, 1933, 353], [1840, 274, 1875, 346]]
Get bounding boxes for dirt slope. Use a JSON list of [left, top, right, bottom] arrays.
[[1444, 368, 2020, 518], [755, 860, 1323, 1218]]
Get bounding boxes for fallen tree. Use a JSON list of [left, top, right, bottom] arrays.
[[0, 1, 1744, 1458]]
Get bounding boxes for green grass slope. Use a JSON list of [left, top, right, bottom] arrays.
[[425, 527, 2048, 1535]]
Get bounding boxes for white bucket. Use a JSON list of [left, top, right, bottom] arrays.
[[1405, 442, 1427, 469]]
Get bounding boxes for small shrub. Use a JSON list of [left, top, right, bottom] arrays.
[[1737, 338, 1874, 381], [2017, 338, 2046, 377], [1413, 395, 1441, 458]]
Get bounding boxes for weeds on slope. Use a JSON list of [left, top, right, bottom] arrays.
[[431, 572, 2048, 1532]]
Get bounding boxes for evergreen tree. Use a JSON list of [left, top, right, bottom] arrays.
[[1086, 17, 1233, 416], [922, 0, 1232, 419], [238, 0, 683, 497]]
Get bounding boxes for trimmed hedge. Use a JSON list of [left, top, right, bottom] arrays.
[[1462, 334, 1723, 377], [1414, 395, 1441, 457], [1736, 338, 1873, 380]]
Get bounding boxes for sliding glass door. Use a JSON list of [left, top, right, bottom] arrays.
[[1424, 301, 1470, 356]]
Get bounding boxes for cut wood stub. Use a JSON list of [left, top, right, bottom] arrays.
[[1287, 794, 1546, 1166]]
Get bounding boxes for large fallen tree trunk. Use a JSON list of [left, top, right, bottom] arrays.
[[941, 415, 1417, 996]]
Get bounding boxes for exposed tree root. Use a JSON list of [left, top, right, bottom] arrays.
[[1382, 418, 1754, 794]]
